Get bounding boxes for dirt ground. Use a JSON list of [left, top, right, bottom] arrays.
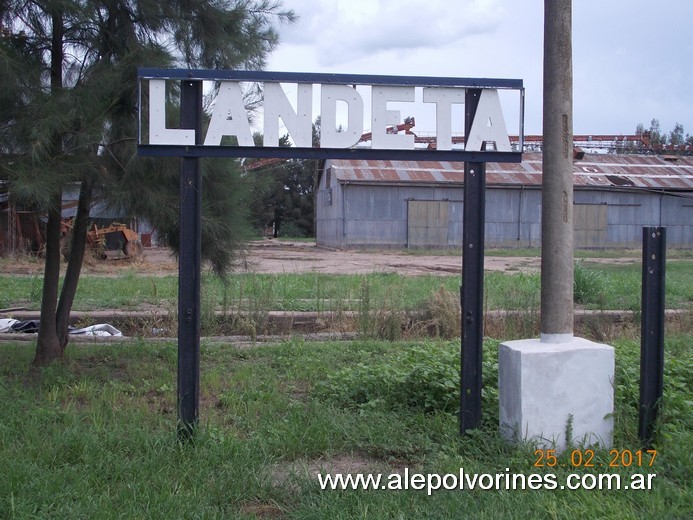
[[2, 239, 639, 276], [115, 240, 540, 276], [237, 240, 539, 276], [137, 240, 641, 276]]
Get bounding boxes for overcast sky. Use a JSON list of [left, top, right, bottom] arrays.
[[266, 0, 692, 138]]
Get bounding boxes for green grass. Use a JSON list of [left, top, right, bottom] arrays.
[[0, 335, 690, 518], [487, 248, 691, 260], [402, 248, 692, 260], [579, 259, 693, 310], [2, 260, 691, 314]]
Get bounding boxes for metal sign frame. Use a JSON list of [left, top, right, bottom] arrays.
[[138, 68, 524, 163], [135, 68, 524, 438]]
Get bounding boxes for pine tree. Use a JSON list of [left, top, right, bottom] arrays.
[[0, 0, 295, 365], [245, 123, 319, 238]]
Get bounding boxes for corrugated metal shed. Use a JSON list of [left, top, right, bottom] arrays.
[[327, 152, 693, 191], [317, 152, 693, 250]]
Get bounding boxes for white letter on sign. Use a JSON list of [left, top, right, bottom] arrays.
[[465, 89, 511, 152], [148, 80, 194, 145], [263, 83, 313, 147], [423, 87, 466, 151], [371, 86, 415, 150], [320, 84, 364, 148], [204, 82, 254, 146]]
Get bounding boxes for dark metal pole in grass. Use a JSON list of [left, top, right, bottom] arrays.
[[639, 226, 666, 447], [460, 88, 486, 433], [178, 80, 203, 439]]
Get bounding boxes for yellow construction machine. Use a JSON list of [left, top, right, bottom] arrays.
[[61, 220, 143, 260]]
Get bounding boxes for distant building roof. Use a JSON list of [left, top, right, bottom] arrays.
[[327, 152, 693, 191]]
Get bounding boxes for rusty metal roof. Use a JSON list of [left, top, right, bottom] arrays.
[[327, 152, 693, 191]]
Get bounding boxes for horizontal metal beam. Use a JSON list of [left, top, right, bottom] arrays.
[[137, 145, 523, 163], [137, 68, 523, 90]]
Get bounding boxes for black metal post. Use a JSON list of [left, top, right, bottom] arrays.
[[639, 226, 666, 447], [460, 89, 486, 433], [178, 80, 203, 439]]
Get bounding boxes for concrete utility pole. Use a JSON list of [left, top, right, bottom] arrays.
[[541, 0, 574, 342], [497, 0, 614, 453]]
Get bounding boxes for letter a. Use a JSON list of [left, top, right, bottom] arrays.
[[465, 89, 511, 152], [204, 82, 254, 146]]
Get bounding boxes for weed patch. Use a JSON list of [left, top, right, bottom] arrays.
[[314, 341, 498, 421], [414, 286, 461, 339], [574, 260, 610, 305]]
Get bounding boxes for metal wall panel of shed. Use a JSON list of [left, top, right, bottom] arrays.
[[487, 190, 522, 223], [344, 185, 402, 220], [661, 196, 693, 248], [520, 190, 543, 223], [432, 187, 465, 202], [449, 200, 464, 222], [523, 222, 542, 248], [664, 225, 691, 246], [487, 223, 526, 247], [316, 219, 343, 248], [607, 225, 642, 248], [345, 219, 407, 247], [316, 178, 346, 248], [662, 196, 693, 225], [605, 192, 657, 247], [401, 186, 451, 206], [447, 202, 464, 247], [608, 203, 658, 227]]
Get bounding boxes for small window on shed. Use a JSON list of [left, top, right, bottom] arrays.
[[325, 168, 332, 189]]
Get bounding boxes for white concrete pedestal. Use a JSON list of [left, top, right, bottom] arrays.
[[498, 337, 614, 452]]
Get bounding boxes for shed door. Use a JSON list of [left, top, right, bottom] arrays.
[[407, 200, 449, 248], [574, 203, 607, 248]]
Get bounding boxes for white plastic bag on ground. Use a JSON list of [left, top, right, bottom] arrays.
[[69, 324, 123, 337], [0, 318, 19, 333]]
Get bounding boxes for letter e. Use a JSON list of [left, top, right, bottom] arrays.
[[371, 86, 415, 150]]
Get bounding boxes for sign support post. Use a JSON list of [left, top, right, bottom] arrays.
[[639, 226, 666, 447], [177, 79, 203, 439], [460, 89, 486, 433]]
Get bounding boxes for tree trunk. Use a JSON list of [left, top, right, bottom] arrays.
[[33, 9, 65, 367], [56, 174, 94, 347], [34, 192, 63, 366]]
